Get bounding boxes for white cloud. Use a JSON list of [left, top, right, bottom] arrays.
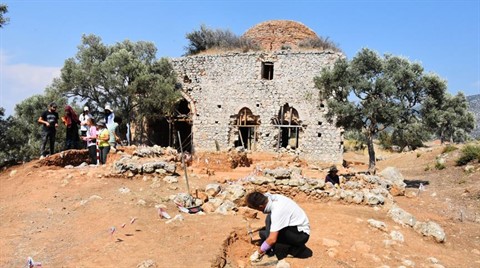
[[0, 50, 61, 116]]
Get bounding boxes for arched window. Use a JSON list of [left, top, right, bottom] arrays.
[[273, 104, 301, 149], [234, 107, 260, 150]]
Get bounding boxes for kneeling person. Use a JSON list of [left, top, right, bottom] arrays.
[[246, 191, 310, 264]]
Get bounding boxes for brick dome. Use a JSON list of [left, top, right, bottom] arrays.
[[243, 20, 319, 51]]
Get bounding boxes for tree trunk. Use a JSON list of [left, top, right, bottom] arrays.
[[367, 134, 376, 174]]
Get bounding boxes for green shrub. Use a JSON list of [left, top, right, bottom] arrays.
[[298, 37, 342, 52], [442, 144, 458, 154], [435, 162, 446, 170], [456, 145, 480, 166], [184, 24, 260, 55], [378, 131, 393, 150], [343, 130, 367, 152]]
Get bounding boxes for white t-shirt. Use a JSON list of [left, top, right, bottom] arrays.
[[79, 113, 92, 132], [265, 193, 310, 235]]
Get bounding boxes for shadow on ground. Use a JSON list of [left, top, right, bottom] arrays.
[[404, 179, 430, 188]]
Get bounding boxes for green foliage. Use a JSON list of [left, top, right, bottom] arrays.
[[378, 131, 393, 150], [442, 144, 458, 154], [391, 122, 430, 151], [56, 34, 181, 141], [1, 88, 69, 164], [422, 92, 475, 143], [315, 48, 447, 171], [0, 107, 17, 167], [184, 24, 259, 55], [435, 161, 446, 170], [455, 144, 480, 166], [343, 130, 367, 151], [0, 4, 8, 28], [298, 37, 342, 52]]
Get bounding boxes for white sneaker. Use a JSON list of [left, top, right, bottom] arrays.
[[276, 259, 291, 268], [39, 155, 45, 160]]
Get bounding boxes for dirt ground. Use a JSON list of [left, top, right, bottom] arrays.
[[1, 143, 479, 268]]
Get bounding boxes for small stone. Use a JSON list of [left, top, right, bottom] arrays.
[[136, 259, 156, 268], [350, 241, 371, 253], [165, 214, 184, 224], [367, 219, 387, 231], [119, 187, 131, 194], [276, 259, 291, 268], [402, 259, 415, 267], [383, 239, 396, 247], [390, 230, 404, 242], [322, 238, 340, 247], [327, 247, 338, 258]]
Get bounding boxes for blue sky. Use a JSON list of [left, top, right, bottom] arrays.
[[1, 0, 479, 116]]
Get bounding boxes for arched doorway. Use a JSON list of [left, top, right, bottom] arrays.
[[174, 99, 192, 152], [234, 107, 260, 150], [273, 104, 301, 149], [148, 98, 193, 152]]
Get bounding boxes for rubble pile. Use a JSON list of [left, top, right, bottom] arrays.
[[227, 148, 252, 169], [112, 154, 177, 176], [243, 167, 407, 206], [37, 149, 89, 167], [132, 145, 178, 158]]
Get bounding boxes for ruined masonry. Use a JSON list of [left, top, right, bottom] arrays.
[[168, 21, 344, 163]]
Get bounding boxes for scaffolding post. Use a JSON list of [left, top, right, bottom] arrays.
[[177, 131, 191, 196]]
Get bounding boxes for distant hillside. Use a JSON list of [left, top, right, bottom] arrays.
[[468, 94, 480, 138]]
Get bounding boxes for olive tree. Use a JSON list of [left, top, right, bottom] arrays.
[[57, 34, 180, 142], [422, 92, 475, 143], [0, 4, 8, 28], [315, 48, 447, 172]]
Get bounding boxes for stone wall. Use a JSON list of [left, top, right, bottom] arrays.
[[170, 50, 344, 163]]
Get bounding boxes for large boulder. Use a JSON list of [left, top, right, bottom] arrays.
[[379, 167, 407, 196], [387, 205, 416, 227]]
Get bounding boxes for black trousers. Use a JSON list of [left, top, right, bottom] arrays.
[[41, 130, 56, 156], [259, 214, 310, 260], [88, 145, 97, 165]]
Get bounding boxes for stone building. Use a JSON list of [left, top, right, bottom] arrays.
[[158, 20, 344, 163]]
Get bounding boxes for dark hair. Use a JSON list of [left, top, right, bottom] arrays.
[[246, 191, 267, 209], [329, 166, 338, 173], [49, 102, 57, 109]]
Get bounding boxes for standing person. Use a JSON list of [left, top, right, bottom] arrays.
[[104, 104, 115, 127], [79, 106, 92, 148], [325, 166, 340, 186], [246, 191, 310, 268], [38, 102, 59, 159], [61, 105, 81, 150], [108, 116, 122, 153], [81, 118, 97, 165], [96, 120, 110, 165]]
